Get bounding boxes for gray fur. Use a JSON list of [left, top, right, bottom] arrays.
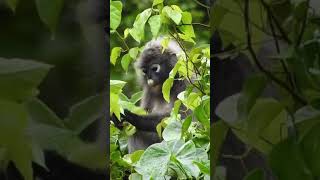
[[128, 39, 187, 153]]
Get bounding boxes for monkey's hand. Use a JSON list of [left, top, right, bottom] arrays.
[[111, 114, 124, 130], [121, 109, 169, 132]]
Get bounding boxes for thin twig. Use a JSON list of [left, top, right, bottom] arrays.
[[260, 0, 292, 44], [267, 11, 296, 89], [192, 0, 210, 9], [177, 23, 210, 28], [115, 30, 129, 51], [168, 31, 206, 95], [296, 0, 310, 47], [244, 0, 307, 105], [222, 147, 252, 160]]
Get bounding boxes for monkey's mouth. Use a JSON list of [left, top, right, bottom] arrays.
[[147, 79, 155, 86]]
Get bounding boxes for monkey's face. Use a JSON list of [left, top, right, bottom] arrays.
[[140, 62, 171, 87]]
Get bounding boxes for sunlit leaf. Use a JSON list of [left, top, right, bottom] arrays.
[[162, 6, 182, 25], [148, 15, 161, 37], [110, 1, 122, 30], [121, 54, 132, 72], [111, 47, 122, 65]]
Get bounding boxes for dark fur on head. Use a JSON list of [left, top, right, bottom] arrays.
[[135, 39, 182, 90]]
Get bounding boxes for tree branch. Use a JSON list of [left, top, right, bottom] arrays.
[[244, 0, 307, 105], [296, 0, 310, 47], [260, 0, 292, 44]]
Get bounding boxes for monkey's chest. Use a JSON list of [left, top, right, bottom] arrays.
[[150, 101, 172, 114]]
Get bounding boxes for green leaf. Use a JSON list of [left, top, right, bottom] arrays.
[[110, 80, 126, 94], [215, 93, 240, 124], [110, 92, 121, 119], [160, 37, 170, 53], [135, 141, 171, 178], [129, 173, 143, 180], [129, 47, 140, 59], [211, 0, 266, 48], [293, 106, 320, 141], [129, 8, 152, 43], [162, 121, 182, 141], [0, 58, 52, 102], [162, 6, 182, 25], [28, 123, 83, 155], [5, 0, 18, 12], [111, 47, 122, 65], [194, 102, 210, 129], [123, 150, 144, 165], [35, 0, 64, 34], [178, 12, 195, 42], [243, 99, 287, 153], [211, 121, 228, 176], [193, 160, 210, 175], [31, 142, 47, 170], [67, 143, 107, 170], [269, 138, 313, 180], [124, 28, 130, 38], [110, 1, 122, 30], [237, 74, 267, 121], [0, 100, 33, 180], [173, 140, 202, 178], [152, 0, 163, 7], [130, 91, 143, 104], [300, 123, 320, 176], [244, 168, 265, 180], [172, 100, 182, 116], [26, 98, 64, 128], [65, 93, 107, 134], [178, 91, 201, 110], [148, 15, 162, 37], [181, 115, 192, 136], [121, 54, 132, 72], [119, 101, 146, 115], [162, 77, 174, 103]]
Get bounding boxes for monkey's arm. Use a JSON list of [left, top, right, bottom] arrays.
[[121, 109, 169, 132]]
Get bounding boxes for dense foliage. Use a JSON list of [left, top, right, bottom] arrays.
[[212, 0, 320, 179], [0, 1, 106, 179], [110, 0, 211, 179]]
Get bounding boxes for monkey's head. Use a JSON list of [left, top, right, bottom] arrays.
[[135, 39, 182, 89]]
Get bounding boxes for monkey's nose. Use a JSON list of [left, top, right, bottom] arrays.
[[147, 79, 154, 86]]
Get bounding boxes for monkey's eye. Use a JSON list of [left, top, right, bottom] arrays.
[[151, 64, 161, 73], [141, 68, 147, 75]]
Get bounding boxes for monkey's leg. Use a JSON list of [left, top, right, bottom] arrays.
[[122, 110, 169, 132]]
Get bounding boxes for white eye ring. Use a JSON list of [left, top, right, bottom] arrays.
[[151, 64, 161, 73]]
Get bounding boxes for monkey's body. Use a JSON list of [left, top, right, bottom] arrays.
[[115, 39, 188, 153], [128, 78, 186, 152]]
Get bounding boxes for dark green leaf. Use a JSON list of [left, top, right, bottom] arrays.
[[65, 93, 107, 134], [300, 123, 320, 176], [5, 0, 18, 12], [26, 98, 64, 128], [0, 58, 52, 102], [269, 138, 313, 180], [35, 0, 64, 33]]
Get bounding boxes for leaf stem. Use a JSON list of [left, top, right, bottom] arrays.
[[115, 30, 130, 51]]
